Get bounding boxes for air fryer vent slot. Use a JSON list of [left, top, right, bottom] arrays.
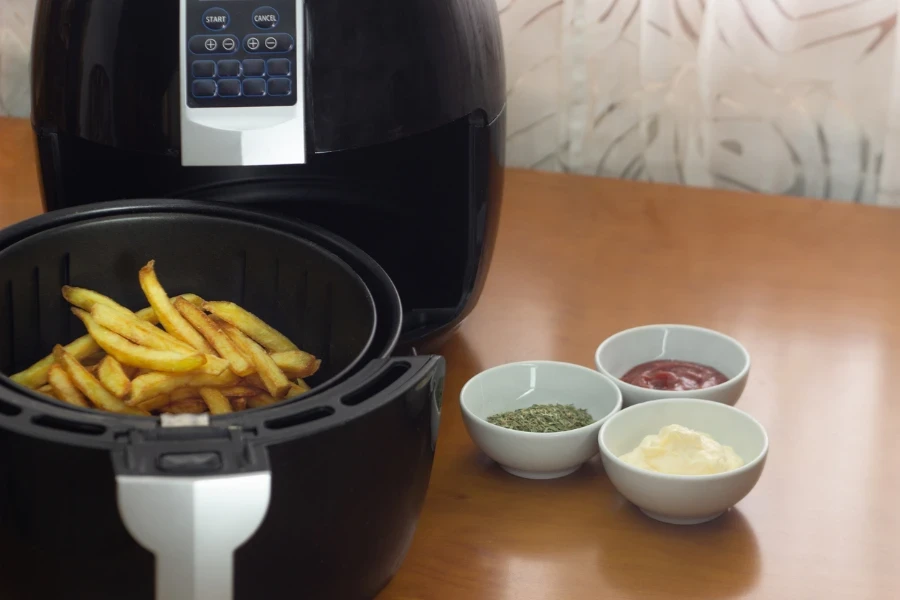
[[265, 406, 335, 431], [0, 399, 21, 416], [341, 363, 410, 407], [31, 415, 106, 436]]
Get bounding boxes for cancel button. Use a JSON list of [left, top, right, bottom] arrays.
[[252, 6, 280, 29]]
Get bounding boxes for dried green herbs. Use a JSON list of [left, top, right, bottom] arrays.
[[487, 403, 595, 433]]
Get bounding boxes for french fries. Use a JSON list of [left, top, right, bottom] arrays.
[[271, 351, 321, 378], [52, 346, 148, 416], [62, 286, 132, 315], [96, 356, 132, 399], [174, 298, 254, 377], [220, 322, 291, 398], [165, 399, 208, 414], [199, 387, 233, 415], [6, 261, 321, 416], [8, 293, 204, 389], [90, 304, 196, 354], [72, 308, 207, 373], [204, 301, 298, 353], [47, 364, 90, 408], [128, 370, 241, 405], [139, 261, 214, 354]]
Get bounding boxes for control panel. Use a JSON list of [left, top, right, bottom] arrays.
[[185, 0, 298, 109], [179, 0, 306, 167]]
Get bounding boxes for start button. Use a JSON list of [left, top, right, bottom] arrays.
[[252, 6, 280, 29], [202, 7, 230, 30]]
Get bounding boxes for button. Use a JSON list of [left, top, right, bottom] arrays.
[[192, 60, 216, 78], [192, 79, 218, 98], [252, 6, 280, 29], [189, 35, 239, 55], [217, 60, 241, 77], [267, 58, 291, 76], [243, 78, 267, 97], [158, 452, 223, 474], [243, 59, 266, 77], [244, 33, 294, 53], [268, 77, 292, 96], [202, 7, 230, 30], [218, 78, 242, 98]]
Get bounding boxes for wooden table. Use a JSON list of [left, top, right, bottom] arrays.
[[2, 116, 898, 599]]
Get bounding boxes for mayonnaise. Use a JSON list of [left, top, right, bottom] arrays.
[[618, 424, 744, 475]]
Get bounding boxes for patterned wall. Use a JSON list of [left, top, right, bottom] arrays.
[[4, 0, 900, 205], [0, 0, 34, 118]]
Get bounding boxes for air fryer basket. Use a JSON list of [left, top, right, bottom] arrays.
[[0, 200, 445, 600]]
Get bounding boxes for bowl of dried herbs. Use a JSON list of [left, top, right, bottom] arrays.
[[460, 360, 622, 479]]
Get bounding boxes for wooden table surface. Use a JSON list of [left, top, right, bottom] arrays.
[[2, 116, 899, 599]]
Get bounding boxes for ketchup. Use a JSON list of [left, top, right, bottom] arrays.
[[620, 359, 729, 391]]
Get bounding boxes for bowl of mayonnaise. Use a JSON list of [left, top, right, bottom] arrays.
[[598, 398, 768, 525]]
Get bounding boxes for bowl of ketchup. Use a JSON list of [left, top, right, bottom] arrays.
[[594, 324, 750, 407]]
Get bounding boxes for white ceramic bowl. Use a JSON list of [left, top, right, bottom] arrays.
[[595, 324, 750, 407], [460, 361, 623, 480], [599, 398, 768, 525]]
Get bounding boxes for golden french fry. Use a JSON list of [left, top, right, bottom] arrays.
[[247, 392, 280, 409], [199, 387, 233, 415], [286, 383, 309, 399], [96, 355, 132, 398], [91, 304, 197, 354], [166, 384, 255, 401], [169, 387, 200, 402], [8, 294, 204, 389], [164, 399, 208, 414], [128, 369, 240, 405], [52, 345, 148, 416], [136, 394, 172, 412], [221, 323, 290, 398], [10, 335, 100, 389], [132, 294, 204, 326], [242, 373, 265, 390], [72, 308, 207, 373], [220, 386, 261, 397], [203, 301, 298, 353], [230, 397, 248, 411], [193, 355, 231, 376], [174, 298, 255, 377], [270, 351, 321, 378], [47, 365, 89, 407], [138, 261, 214, 354], [174, 385, 260, 400], [38, 383, 54, 394], [62, 286, 132, 315], [295, 378, 311, 392]]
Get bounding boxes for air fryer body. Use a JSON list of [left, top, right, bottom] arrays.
[[30, 0, 507, 346]]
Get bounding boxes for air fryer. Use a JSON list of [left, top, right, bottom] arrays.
[[0, 200, 446, 600], [29, 0, 508, 347]]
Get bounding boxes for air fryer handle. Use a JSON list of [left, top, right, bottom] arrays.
[[113, 432, 272, 600], [117, 472, 271, 600]]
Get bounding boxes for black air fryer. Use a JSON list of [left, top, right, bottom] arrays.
[[30, 0, 506, 347], [0, 1, 506, 599]]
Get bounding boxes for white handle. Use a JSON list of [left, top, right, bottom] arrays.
[[117, 472, 272, 600]]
